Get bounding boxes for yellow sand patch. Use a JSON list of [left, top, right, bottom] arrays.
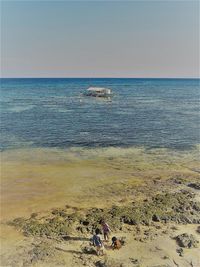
[[1, 146, 199, 220]]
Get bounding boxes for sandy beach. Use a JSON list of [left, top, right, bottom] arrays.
[[1, 147, 200, 267]]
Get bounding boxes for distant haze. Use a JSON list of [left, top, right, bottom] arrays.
[[1, 1, 199, 78]]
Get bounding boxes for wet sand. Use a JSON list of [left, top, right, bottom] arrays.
[[1, 146, 199, 220]]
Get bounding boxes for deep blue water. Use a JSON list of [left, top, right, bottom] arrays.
[[0, 78, 199, 150]]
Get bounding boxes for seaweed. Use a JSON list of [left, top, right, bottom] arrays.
[[8, 191, 200, 238]]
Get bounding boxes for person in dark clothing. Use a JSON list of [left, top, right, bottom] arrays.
[[92, 228, 104, 255]]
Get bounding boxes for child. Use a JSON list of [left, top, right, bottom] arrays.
[[100, 220, 111, 241], [92, 228, 104, 256], [111, 236, 122, 250]]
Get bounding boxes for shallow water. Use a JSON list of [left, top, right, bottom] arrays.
[[1, 146, 200, 220], [1, 78, 199, 150]]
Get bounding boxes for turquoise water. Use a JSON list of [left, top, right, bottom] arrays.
[[0, 78, 199, 150]]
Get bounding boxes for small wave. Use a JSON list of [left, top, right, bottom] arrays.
[[8, 105, 35, 113]]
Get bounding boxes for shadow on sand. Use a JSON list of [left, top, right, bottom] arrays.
[[55, 247, 83, 255], [62, 235, 91, 242]]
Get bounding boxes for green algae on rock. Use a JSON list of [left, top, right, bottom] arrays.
[[8, 191, 200, 239]]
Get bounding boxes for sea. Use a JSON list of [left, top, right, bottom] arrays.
[[0, 78, 199, 151]]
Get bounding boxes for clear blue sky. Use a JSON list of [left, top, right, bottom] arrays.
[[1, 0, 199, 78]]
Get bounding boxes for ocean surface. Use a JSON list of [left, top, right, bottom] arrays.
[[0, 78, 199, 151]]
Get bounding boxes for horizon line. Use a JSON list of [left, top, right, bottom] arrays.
[[1, 77, 200, 79]]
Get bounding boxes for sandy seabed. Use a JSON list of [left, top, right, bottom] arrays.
[[1, 146, 200, 267]]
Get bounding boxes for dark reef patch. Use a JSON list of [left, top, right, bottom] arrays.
[[8, 190, 200, 239]]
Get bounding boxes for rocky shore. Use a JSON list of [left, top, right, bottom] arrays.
[[1, 178, 200, 267]]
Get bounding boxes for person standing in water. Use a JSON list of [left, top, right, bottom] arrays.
[[100, 219, 111, 242]]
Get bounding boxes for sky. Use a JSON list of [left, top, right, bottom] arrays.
[[0, 0, 199, 78]]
